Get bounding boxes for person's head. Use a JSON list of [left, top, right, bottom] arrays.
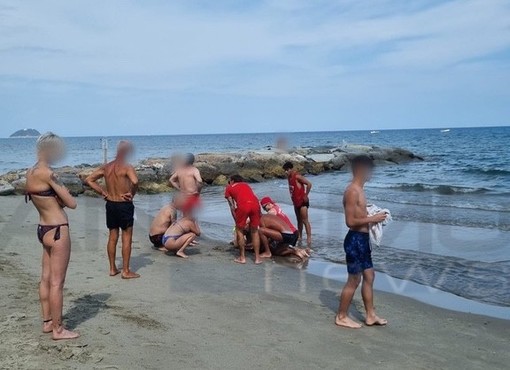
[[184, 153, 195, 166], [36, 132, 65, 164], [260, 196, 275, 212], [229, 174, 244, 184], [350, 155, 374, 181], [282, 161, 294, 174], [116, 140, 134, 160]]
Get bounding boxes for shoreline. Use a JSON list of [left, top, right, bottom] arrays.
[[1, 195, 509, 369]]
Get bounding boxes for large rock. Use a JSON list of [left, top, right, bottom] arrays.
[[0, 182, 15, 196], [0, 144, 423, 196]]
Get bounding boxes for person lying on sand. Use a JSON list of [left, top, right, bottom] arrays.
[[336, 155, 388, 329], [225, 175, 262, 264], [259, 214, 310, 261], [149, 196, 182, 249], [25, 132, 79, 340], [161, 216, 201, 258], [85, 141, 140, 279]]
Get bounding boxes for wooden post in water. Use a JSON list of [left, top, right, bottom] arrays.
[[101, 138, 108, 164]]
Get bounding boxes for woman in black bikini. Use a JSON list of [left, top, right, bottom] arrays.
[[25, 132, 80, 340]]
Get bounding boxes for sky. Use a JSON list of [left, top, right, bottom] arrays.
[[0, 0, 509, 137]]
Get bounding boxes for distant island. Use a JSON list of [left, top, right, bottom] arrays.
[[9, 129, 41, 138]]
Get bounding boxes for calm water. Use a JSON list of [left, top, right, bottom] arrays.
[[2, 127, 510, 306]]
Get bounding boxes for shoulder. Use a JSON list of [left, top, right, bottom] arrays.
[[344, 184, 360, 198]]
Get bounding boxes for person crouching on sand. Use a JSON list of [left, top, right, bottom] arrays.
[[85, 141, 140, 279], [161, 216, 200, 258], [259, 214, 310, 261], [225, 175, 262, 264], [336, 155, 388, 329], [25, 132, 79, 340], [149, 195, 184, 250]]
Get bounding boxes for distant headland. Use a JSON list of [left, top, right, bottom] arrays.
[[9, 129, 41, 138]]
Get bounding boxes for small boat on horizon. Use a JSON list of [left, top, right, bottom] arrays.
[[370, 130, 380, 134], [440, 129, 451, 133]]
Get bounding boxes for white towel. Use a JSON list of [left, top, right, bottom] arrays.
[[366, 204, 392, 248]]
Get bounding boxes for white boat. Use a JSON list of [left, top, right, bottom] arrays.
[[370, 130, 380, 134], [440, 129, 450, 133]]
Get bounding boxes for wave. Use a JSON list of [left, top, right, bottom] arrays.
[[462, 167, 510, 177], [369, 183, 489, 195]]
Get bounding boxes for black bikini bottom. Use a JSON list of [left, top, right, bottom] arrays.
[[37, 224, 69, 244]]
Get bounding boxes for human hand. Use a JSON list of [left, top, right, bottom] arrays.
[[121, 192, 133, 201], [371, 212, 387, 223]]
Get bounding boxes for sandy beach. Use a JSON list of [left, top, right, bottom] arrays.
[[1, 195, 509, 370]]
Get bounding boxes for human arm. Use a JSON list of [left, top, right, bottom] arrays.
[[122, 165, 139, 201], [85, 167, 108, 199], [189, 220, 201, 236], [169, 172, 180, 190], [226, 196, 237, 221], [48, 172, 77, 209], [296, 174, 312, 200], [344, 188, 386, 228], [194, 168, 204, 193]]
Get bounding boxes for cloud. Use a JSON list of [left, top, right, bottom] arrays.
[[0, 0, 508, 96], [0, 0, 508, 136]]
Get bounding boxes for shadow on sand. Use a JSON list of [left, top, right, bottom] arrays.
[[64, 293, 111, 330]]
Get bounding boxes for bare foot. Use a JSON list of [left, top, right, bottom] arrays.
[[42, 320, 53, 334], [176, 250, 189, 259], [234, 257, 246, 264], [259, 252, 272, 258], [190, 240, 199, 246], [335, 315, 362, 329], [52, 327, 80, 340], [121, 271, 141, 279], [109, 268, 120, 277], [254, 258, 263, 265], [366, 315, 387, 326], [158, 247, 167, 252], [306, 238, 312, 247]]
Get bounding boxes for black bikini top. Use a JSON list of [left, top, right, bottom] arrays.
[[25, 188, 58, 203]]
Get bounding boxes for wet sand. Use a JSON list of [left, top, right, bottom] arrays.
[[0, 196, 509, 369]]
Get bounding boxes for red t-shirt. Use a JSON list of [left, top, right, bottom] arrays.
[[225, 182, 258, 207], [288, 171, 306, 206]]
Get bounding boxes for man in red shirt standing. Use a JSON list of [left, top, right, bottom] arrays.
[[283, 162, 313, 246], [225, 175, 263, 264]]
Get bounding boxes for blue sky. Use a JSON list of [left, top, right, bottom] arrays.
[[0, 0, 509, 137]]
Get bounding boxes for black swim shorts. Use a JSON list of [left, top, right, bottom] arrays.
[[281, 231, 299, 246], [149, 233, 164, 248], [105, 200, 134, 230]]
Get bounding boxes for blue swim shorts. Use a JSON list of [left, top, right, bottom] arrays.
[[343, 230, 373, 275]]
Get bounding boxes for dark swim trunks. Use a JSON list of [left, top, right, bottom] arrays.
[[343, 230, 372, 274], [281, 231, 299, 246], [294, 201, 310, 211], [149, 233, 164, 248], [105, 200, 134, 230]]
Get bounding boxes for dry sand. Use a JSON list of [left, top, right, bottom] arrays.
[[0, 196, 509, 370]]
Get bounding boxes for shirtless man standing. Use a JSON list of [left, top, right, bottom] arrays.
[[282, 162, 312, 246], [149, 196, 180, 250], [169, 153, 203, 215], [336, 155, 387, 329], [85, 141, 140, 279]]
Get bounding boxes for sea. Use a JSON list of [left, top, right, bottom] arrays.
[[1, 126, 509, 311]]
